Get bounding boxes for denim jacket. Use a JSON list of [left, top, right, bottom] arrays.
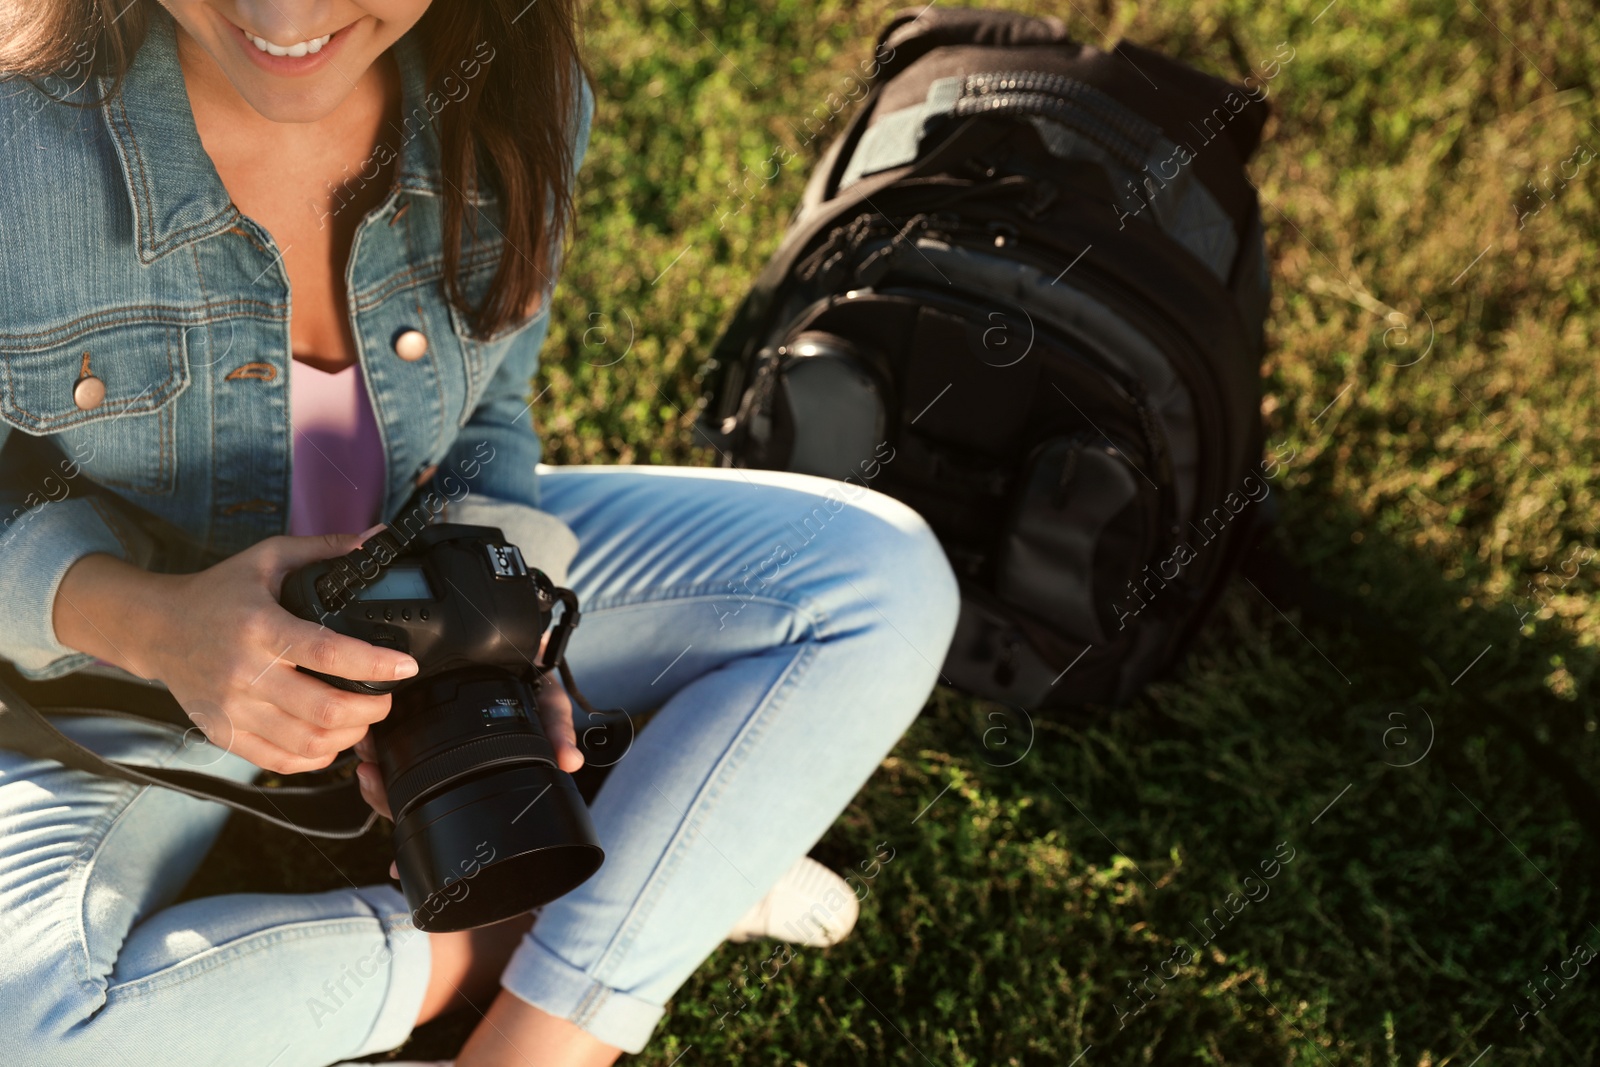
[[0, 11, 592, 678]]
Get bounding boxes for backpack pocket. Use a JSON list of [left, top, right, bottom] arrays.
[[737, 330, 889, 482], [994, 433, 1164, 646]]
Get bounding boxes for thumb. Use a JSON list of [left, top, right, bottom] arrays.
[[266, 524, 388, 574]]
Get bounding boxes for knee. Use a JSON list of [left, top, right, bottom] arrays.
[[0, 961, 94, 1067], [0, 892, 159, 1067], [885, 506, 961, 651], [0, 877, 85, 1057], [833, 486, 961, 658]]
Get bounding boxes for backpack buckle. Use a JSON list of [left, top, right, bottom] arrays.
[[1020, 178, 1059, 220], [984, 220, 1020, 248]]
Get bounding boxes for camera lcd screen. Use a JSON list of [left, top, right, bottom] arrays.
[[353, 565, 435, 602]]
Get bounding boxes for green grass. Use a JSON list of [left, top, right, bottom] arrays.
[[190, 0, 1600, 1062]]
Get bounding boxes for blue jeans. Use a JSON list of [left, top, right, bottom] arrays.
[[0, 466, 960, 1064]]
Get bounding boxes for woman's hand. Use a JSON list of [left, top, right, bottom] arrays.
[[53, 530, 419, 775], [354, 638, 585, 822]]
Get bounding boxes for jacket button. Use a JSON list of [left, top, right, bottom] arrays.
[[74, 375, 106, 411], [393, 328, 429, 361]]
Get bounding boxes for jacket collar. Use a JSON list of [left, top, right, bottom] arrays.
[[104, 9, 465, 265]]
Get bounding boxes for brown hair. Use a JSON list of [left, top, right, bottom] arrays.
[[0, 0, 587, 339]]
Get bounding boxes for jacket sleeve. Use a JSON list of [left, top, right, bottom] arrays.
[[419, 75, 596, 588], [0, 427, 159, 679]]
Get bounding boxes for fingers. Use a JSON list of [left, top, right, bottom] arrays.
[[260, 661, 394, 732], [258, 528, 378, 575], [188, 705, 353, 777], [350, 677, 578, 827], [533, 633, 583, 773], [254, 528, 393, 605], [350, 523, 388, 548], [221, 732, 313, 775], [357, 761, 393, 821], [257, 701, 372, 766], [537, 676, 584, 774], [159, 527, 419, 781], [255, 668, 388, 765], [272, 614, 418, 685], [210, 665, 382, 767]]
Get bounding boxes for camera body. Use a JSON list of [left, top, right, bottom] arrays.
[[280, 523, 604, 933], [279, 523, 553, 693]]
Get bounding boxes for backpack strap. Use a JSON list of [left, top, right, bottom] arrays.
[[0, 666, 376, 839], [828, 9, 1075, 197], [873, 8, 1072, 82]]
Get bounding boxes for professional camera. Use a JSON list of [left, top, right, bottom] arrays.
[[279, 523, 604, 933]]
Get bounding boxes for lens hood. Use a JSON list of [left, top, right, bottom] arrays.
[[393, 761, 604, 933]]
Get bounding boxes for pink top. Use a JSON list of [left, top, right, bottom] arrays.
[[288, 358, 387, 537]]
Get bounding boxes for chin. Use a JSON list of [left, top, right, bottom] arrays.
[[231, 77, 355, 123]]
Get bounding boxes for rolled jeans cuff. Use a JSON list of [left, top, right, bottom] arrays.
[[500, 932, 665, 1054], [349, 883, 434, 1058]]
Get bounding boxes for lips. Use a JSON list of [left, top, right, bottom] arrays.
[[223, 15, 356, 73]]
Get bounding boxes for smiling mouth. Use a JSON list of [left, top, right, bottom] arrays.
[[243, 30, 332, 58]]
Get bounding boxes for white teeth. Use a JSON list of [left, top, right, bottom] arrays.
[[245, 31, 331, 58]]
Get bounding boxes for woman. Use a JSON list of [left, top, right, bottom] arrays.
[[0, 2, 959, 1064]]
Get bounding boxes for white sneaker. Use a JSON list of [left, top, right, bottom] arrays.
[[726, 856, 860, 947]]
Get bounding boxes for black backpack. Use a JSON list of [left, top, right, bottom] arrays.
[[702, 7, 1273, 708]]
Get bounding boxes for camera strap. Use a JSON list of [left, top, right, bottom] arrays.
[[542, 589, 633, 731], [0, 665, 377, 839]]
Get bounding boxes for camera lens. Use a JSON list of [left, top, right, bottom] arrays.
[[374, 667, 605, 933]]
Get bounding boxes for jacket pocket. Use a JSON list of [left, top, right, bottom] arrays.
[[0, 317, 191, 494]]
